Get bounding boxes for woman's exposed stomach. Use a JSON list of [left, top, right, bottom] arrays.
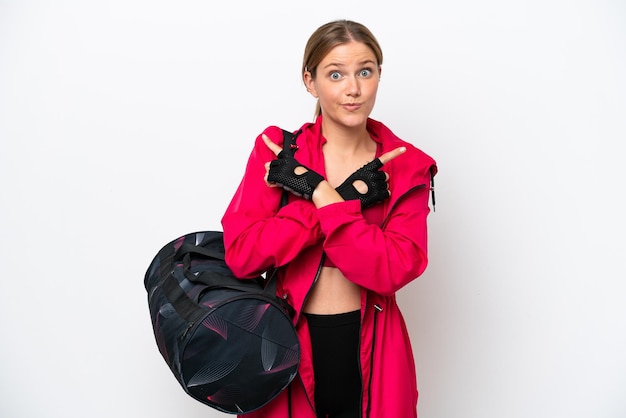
[[302, 266, 362, 314]]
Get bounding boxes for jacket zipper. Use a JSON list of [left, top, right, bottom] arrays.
[[293, 253, 326, 416], [296, 252, 325, 324], [365, 303, 383, 417], [358, 294, 367, 418], [296, 365, 317, 415]]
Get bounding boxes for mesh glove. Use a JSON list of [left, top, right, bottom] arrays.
[[335, 158, 389, 208], [267, 151, 324, 200]]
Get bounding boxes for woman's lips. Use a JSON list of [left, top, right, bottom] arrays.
[[342, 103, 362, 111]]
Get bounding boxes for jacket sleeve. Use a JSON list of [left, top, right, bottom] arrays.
[[221, 126, 323, 279], [318, 175, 432, 296]]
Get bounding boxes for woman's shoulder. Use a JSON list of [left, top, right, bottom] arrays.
[[257, 125, 289, 147]]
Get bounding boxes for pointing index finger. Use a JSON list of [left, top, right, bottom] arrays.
[[378, 146, 406, 165], [262, 134, 283, 156]]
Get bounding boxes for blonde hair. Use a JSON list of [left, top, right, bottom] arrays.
[[302, 20, 383, 118]]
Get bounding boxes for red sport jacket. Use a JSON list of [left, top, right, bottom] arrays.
[[221, 116, 437, 418]]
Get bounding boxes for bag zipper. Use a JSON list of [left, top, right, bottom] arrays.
[[180, 292, 292, 341]]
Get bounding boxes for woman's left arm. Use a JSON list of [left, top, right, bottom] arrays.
[[318, 179, 432, 296]]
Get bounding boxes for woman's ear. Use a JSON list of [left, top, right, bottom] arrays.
[[303, 71, 318, 98]]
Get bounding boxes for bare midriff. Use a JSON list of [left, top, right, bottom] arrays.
[[303, 266, 361, 314]]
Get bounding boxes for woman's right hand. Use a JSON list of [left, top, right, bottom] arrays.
[[262, 134, 325, 201]]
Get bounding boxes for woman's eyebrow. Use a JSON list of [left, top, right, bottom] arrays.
[[321, 59, 377, 70]]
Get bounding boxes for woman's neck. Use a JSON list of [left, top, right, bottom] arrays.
[[321, 122, 375, 157]]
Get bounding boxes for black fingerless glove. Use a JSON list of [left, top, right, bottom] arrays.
[[268, 151, 325, 200], [335, 158, 389, 208]]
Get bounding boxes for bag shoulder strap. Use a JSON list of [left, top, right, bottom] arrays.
[[281, 129, 299, 153], [265, 129, 299, 295], [279, 129, 298, 207]]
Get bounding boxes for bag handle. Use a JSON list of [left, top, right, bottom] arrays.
[[176, 242, 223, 261]]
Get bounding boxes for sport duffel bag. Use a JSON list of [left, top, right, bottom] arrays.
[[144, 230, 300, 414]]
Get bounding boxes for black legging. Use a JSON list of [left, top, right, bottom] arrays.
[[305, 310, 362, 418]]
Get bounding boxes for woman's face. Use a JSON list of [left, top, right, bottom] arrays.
[[304, 41, 381, 130]]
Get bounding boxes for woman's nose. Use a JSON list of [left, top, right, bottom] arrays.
[[345, 76, 361, 97]]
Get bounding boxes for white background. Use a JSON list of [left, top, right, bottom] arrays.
[[1, 1, 625, 417]]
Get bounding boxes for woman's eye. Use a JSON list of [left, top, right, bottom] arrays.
[[330, 71, 342, 80], [360, 69, 372, 77]]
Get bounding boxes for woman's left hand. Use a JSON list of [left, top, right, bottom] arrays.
[[335, 147, 406, 208]]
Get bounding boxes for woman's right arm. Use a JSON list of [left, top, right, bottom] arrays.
[[221, 126, 323, 279]]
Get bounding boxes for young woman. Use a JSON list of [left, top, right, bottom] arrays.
[[221, 19, 437, 418]]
